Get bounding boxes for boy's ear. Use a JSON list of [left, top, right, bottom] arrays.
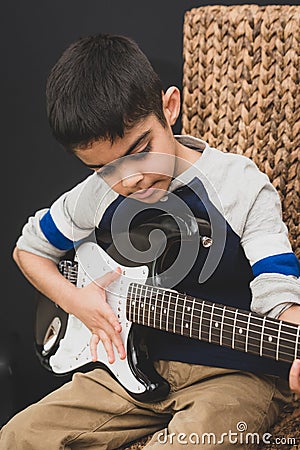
[[162, 86, 181, 126]]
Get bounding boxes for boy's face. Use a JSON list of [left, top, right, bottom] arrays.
[[75, 114, 183, 204]]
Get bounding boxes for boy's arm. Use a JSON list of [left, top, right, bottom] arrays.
[[235, 162, 300, 392], [14, 173, 122, 362], [278, 305, 300, 395], [239, 176, 300, 318], [13, 247, 125, 363]]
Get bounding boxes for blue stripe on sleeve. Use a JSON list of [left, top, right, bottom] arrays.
[[252, 253, 300, 278], [40, 210, 75, 251]]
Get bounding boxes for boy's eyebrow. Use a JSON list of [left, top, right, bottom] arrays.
[[86, 129, 151, 169]]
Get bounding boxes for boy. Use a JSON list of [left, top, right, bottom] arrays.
[[1, 33, 300, 449]]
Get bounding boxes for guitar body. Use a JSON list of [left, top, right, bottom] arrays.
[[35, 241, 172, 402], [35, 214, 208, 401], [34, 214, 300, 401]]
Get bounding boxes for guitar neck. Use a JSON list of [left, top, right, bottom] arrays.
[[127, 283, 300, 365]]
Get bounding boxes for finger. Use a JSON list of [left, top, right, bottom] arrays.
[[99, 331, 116, 364], [114, 336, 126, 360], [94, 267, 122, 289], [98, 320, 126, 360], [289, 359, 300, 393], [96, 300, 122, 333], [90, 333, 100, 362]]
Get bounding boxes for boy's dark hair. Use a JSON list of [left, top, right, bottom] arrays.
[[46, 34, 166, 152]]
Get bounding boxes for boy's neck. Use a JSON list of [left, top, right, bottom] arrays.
[[173, 140, 203, 177]]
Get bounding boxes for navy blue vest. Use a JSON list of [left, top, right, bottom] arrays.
[[98, 177, 290, 379]]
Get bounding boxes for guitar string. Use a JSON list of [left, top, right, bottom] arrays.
[[129, 284, 300, 337], [65, 269, 299, 336], [128, 309, 298, 356], [127, 286, 300, 348], [62, 275, 297, 362], [127, 305, 297, 363], [128, 302, 299, 350], [126, 303, 297, 362], [63, 273, 299, 355]]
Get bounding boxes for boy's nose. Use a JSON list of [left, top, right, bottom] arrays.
[[122, 172, 144, 188]]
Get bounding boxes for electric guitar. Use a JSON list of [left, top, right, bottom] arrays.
[[34, 217, 300, 402]]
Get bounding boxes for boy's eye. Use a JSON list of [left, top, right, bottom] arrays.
[[98, 142, 152, 176], [130, 143, 152, 160], [98, 164, 116, 176]]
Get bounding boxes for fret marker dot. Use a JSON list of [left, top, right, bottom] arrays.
[[185, 323, 189, 328], [268, 336, 273, 342], [151, 306, 155, 311], [215, 322, 219, 328], [187, 307, 191, 312], [239, 328, 243, 334], [132, 301, 135, 305], [163, 309, 167, 314]]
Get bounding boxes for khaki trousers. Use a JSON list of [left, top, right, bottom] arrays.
[[0, 361, 292, 450]]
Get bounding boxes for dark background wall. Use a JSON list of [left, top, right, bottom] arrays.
[[1, 0, 298, 424]]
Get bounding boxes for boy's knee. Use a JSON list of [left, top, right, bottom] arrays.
[[0, 405, 41, 448]]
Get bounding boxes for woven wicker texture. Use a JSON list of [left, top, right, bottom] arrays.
[[123, 7, 300, 449], [182, 5, 300, 258]]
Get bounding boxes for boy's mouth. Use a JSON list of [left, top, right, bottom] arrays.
[[132, 185, 156, 199]]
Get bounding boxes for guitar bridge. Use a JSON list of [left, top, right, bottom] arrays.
[[58, 260, 78, 284]]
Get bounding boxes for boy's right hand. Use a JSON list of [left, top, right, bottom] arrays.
[[71, 267, 126, 364]]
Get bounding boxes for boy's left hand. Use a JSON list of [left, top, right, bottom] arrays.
[[278, 305, 300, 395], [289, 360, 300, 395]]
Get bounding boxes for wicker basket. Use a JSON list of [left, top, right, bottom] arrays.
[[124, 5, 300, 449], [182, 5, 300, 258]]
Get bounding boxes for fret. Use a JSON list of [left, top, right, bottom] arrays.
[[159, 290, 169, 332], [233, 312, 247, 352], [190, 297, 196, 338], [278, 322, 298, 363], [209, 305, 223, 346], [173, 294, 179, 334], [231, 309, 238, 349], [144, 286, 151, 327], [199, 303, 215, 343], [245, 312, 251, 353], [127, 284, 133, 321], [260, 318, 280, 360], [221, 308, 236, 348], [166, 292, 172, 332], [142, 285, 147, 326], [208, 304, 214, 343], [181, 295, 188, 336], [260, 316, 266, 357], [295, 326, 300, 360], [174, 295, 186, 336], [153, 287, 160, 329], [159, 290, 165, 330], [137, 284, 142, 325], [220, 306, 226, 346], [198, 301, 205, 340], [145, 286, 154, 328], [182, 297, 194, 338], [276, 321, 282, 361], [130, 283, 138, 323], [247, 315, 264, 356]]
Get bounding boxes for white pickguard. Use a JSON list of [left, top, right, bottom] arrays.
[[49, 242, 149, 394]]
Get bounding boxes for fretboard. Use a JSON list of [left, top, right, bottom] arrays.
[[127, 283, 300, 364]]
